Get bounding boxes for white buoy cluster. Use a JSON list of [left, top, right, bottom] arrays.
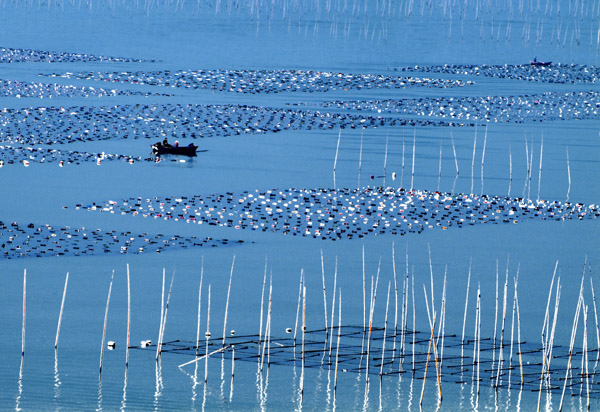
[[311, 90, 600, 122], [0, 144, 144, 166], [78, 188, 599, 241], [43, 69, 472, 94], [0, 46, 151, 63], [0, 79, 168, 99], [0, 103, 463, 146], [0, 220, 243, 259], [396, 64, 600, 84]]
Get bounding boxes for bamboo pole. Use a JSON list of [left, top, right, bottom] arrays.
[[392, 242, 399, 363], [495, 257, 510, 388], [537, 133, 544, 202], [301, 284, 306, 397], [492, 260, 499, 374], [156, 268, 165, 361], [333, 128, 341, 188], [410, 128, 416, 190], [566, 146, 571, 202], [22, 269, 26, 357], [470, 124, 477, 194], [584, 305, 590, 410], [450, 132, 459, 176], [438, 268, 447, 371], [321, 249, 328, 336], [558, 274, 584, 412], [157, 271, 175, 361], [334, 289, 342, 393], [480, 126, 487, 194], [125, 264, 131, 369], [180, 345, 231, 368], [258, 257, 267, 357], [361, 245, 366, 359], [222, 255, 236, 347], [476, 285, 481, 399], [99, 270, 114, 380], [437, 136, 443, 192], [261, 277, 273, 371], [293, 269, 303, 353], [508, 272, 518, 388], [380, 282, 391, 377], [412, 269, 415, 374], [461, 259, 472, 363], [329, 256, 338, 359], [196, 257, 204, 357], [55, 272, 69, 350], [266, 277, 272, 370], [205, 284, 211, 383], [508, 138, 513, 198], [589, 276, 600, 365]]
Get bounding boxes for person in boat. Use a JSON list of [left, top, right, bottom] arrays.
[[174, 140, 179, 147], [162, 137, 172, 147]]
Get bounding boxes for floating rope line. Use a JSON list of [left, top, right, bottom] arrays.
[[141, 326, 600, 398]]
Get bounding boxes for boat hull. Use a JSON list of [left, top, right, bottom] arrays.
[[152, 144, 198, 157]]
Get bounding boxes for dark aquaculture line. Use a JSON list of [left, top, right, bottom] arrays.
[[77, 187, 600, 241], [395, 63, 600, 85], [0, 78, 169, 99], [0, 103, 468, 147], [0, 220, 243, 259], [0, 144, 145, 166], [42, 68, 472, 94], [304, 90, 600, 123], [148, 327, 600, 398], [0, 46, 153, 63]]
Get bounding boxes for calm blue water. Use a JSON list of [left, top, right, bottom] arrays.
[[1, 1, 600, 410]]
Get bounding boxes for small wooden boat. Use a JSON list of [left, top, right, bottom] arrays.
[[152, 142, 198, 156], [530, 58, 551, 66]]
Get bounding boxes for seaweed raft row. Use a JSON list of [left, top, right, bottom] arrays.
[[0, 103, 468, 146], [43, 68, 472, 94], [0, 221, 243, 259], [395, 63, 600, 84], [0, 46, 153, 63], [77, 188, 600, 240], [302, 90, 600, 123], [0, 79, 170, 99]]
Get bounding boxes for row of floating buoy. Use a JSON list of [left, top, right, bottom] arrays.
[[0, 220, 244, 260], [396, 63, 600, 84], [0, 46, 152, 63], [0, 79, 166, 99], [44, 68, 472, 94], [0, 102, 467, 147], [310, 90, 600, 123], [79, 187, 600, 241], [0, 145, 144, 166]]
